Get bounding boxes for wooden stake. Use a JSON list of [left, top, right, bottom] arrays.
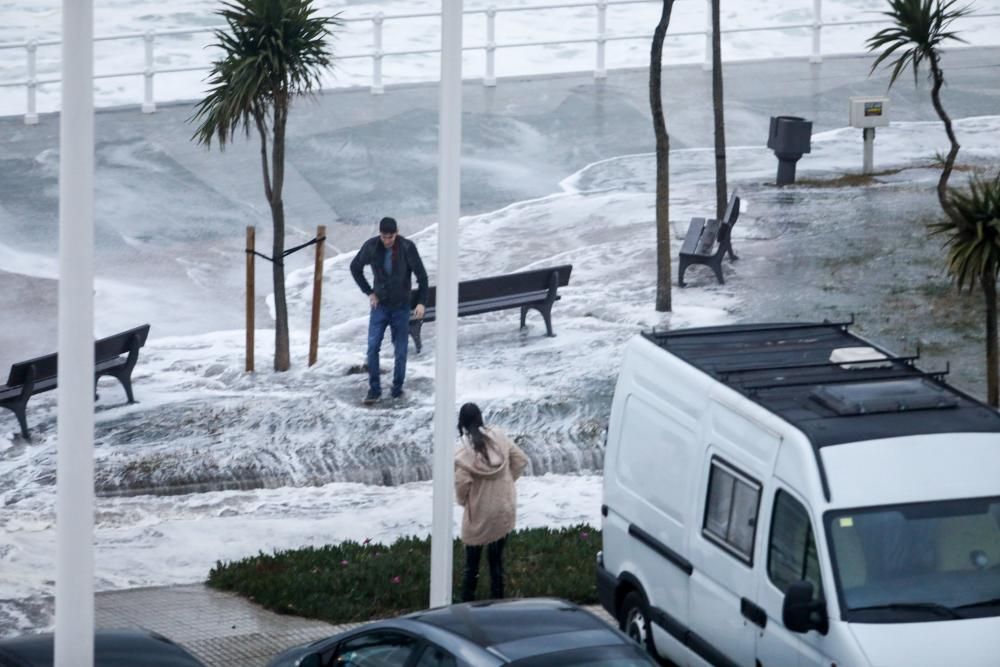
[[246, 226, 255, 373], [309, 225, 326, 366]]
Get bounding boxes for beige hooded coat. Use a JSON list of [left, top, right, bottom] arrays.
[[454, 425, 529, 546]]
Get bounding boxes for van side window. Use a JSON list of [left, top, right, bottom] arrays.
[[702, 459, 761, 564], [768, 490, 824, 600]]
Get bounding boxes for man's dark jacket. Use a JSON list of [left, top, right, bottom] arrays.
[[350, 236, 429, 309]]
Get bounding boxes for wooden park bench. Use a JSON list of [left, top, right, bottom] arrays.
[[0, 324, 151, 440], [678, 193, 741, 287], [408, 265, 573, 353]]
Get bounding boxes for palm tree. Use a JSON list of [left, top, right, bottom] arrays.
[[866, 0, 970, 220], [710, 0, 728, 220], [191, 0, 340, 371], [930, 172, 1000, 407], [650, 0, 676, 312]]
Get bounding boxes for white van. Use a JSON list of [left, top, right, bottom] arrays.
[[597, 321, 1000, 667]]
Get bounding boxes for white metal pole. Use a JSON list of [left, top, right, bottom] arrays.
[[142, 30, 156, 113], [863, 127, 874, 174], [811, 0, 823, 64], [484, 6, 496, 87], [372, 13, 385, 95], [25, 40, 38, 125], [430, 0, 462, 608], [595, 0, 607, 80], [702, 0, 711, 71], [55, 0, 95, 664]]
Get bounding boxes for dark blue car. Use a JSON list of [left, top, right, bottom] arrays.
[[266, 598, 656, 667], [0, 629, 207, 667]]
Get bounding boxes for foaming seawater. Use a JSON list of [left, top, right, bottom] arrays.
[[87, 387, 612, 496]]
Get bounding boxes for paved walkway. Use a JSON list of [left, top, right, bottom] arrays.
[[95, 584, 614, 666], [9, 47, 1000, 665]]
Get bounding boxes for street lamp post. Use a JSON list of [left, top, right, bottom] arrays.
[[429, 0, 463, 608], [55, 0, 96, 665]]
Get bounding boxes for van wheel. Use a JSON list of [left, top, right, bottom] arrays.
[[619, 591, 654, 654]]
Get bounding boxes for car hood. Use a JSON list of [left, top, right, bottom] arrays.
[[265, 643, 314, 667], [849, 617, 1000, 667]]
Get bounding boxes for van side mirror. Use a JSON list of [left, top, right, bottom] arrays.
[[782, 581, 829, 634]]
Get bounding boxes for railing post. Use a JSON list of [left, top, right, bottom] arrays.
[[142, 30, 156, 113], [484, 6, 497, 86], [25, 40, 38, 125], [595, 0, 607, 79], [702, 0, 712, 71], [810, 0, 823, 63], [372, 12, 384, 95]]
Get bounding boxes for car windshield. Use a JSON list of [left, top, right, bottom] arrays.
[[825, 496, 1000, 623], [508, 644, 654, 667]]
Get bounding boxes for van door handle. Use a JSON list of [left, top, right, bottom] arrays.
[[740, 597, 767, 628]]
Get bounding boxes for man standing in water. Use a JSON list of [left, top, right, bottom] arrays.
[[350, 217, 429, 404]]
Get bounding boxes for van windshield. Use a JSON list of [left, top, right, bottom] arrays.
[[825, 496, 1000, 623]]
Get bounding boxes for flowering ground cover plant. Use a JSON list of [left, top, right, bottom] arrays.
[[207, 525, 600, 622]]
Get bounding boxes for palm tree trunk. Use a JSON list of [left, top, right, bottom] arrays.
[[650, 0, 675, 313], [711, 0, 727, 220], [271, 98, 290, 371], [929, 51, 960, 221], [984, 274, 998, 407]]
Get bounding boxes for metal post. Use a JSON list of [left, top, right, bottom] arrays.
[[484, 6, 496, 87], [430, 0, 462, 609], [862, 127, 875, 174], [25, 40, 38, 125], [702, 0, 712, 71], [309, 225, 326, 367], [246, 226, 255, 373], [372, 13, 385, 95], [810, 0, 822, 64], [142, 30, 156, 113], [56, 0, 95, 664], [595, 0, 607, 80]]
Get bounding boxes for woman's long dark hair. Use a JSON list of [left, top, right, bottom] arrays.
[[458, 402, 492, 464]]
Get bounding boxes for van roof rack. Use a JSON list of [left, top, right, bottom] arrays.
[[642, 321, 1000, 449]]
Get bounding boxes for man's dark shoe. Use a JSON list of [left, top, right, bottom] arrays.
[[390, 388, 404, 400], [363, 390, 381, 405]]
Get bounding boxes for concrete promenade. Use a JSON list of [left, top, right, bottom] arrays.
[[3, 48, 1000, 664]]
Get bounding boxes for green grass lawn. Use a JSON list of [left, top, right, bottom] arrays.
[[207, 525, 601, 624]]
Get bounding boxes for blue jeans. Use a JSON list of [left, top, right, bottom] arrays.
[[367, 304, 411, 395]]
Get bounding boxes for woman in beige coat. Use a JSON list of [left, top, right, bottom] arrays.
[[455, 402, 529, 602]]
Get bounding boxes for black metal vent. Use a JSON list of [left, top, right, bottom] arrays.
[[811, 378, 959, 416]]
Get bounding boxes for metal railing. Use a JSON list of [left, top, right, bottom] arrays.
[[0, 0, 996, 125]]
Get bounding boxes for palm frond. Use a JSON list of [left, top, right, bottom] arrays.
[[190, 0, 342, 147], [866, 0, 972, 88], [930, 171, 1000, 292]]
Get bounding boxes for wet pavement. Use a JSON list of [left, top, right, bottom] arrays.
[[91, 584, 614, 666], [2, 48, 1000, 662], [2, 47, 999, 369]]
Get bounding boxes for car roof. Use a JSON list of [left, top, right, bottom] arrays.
[[405, 598, 625, 659], [0, 629, 207, 667], [643, 321, 1000, 448]]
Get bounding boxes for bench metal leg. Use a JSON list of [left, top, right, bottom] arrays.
[[1, 402, 31, 441], [521, 303, 555, 337], [678, 256, 691, 288], [723, 238, 739, 261], [120, 374, 136, 404], [711, 257, 726, 285], [409, 320, 423, 354]]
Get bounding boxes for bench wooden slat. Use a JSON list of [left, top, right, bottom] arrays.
[[407, 266, 572, 353], [423, 290, 551, 322], [1, 323, 151, 440], [678, 193, 741, 287]]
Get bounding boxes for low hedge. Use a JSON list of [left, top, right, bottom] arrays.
[[207, 525, 601, 624]]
